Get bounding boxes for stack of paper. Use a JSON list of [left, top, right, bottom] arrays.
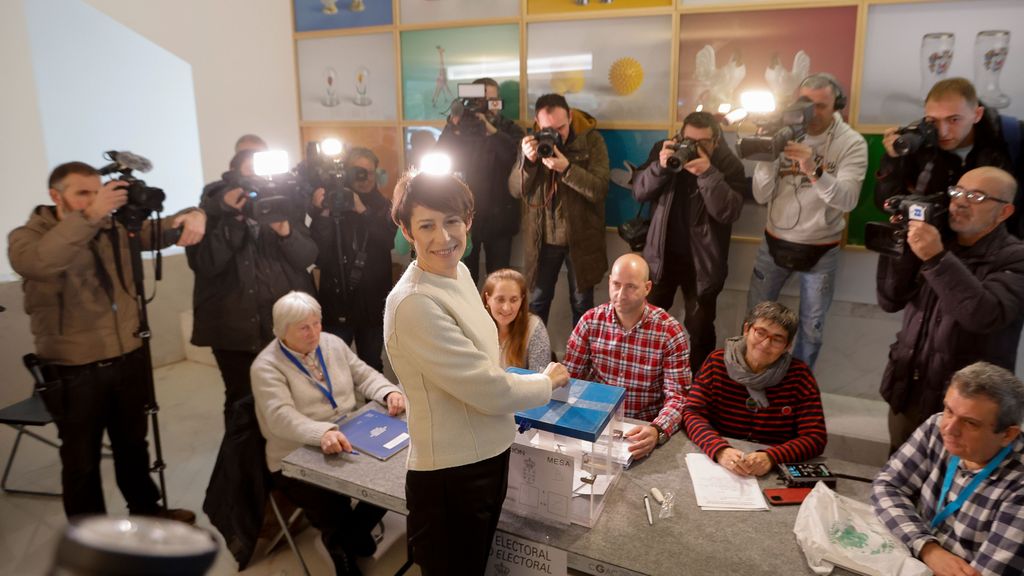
[[685, 453, 769, 511]]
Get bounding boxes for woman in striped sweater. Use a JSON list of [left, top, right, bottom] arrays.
[[683, 301, 827, 476]]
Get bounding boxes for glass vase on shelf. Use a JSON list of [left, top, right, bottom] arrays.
[[974, 30, 1011, 109]]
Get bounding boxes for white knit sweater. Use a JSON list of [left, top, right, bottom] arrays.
[[384, 261, 552, 471], [251, 332, 401, 472]]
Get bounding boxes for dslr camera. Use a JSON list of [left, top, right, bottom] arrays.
[[737, 97, 814, 161], [665, 138, 700, 173], [864, 192, 947, 257], [891, 118, 938, 156], [97, 150, 166, 231], [449, 83, 503, 138], [535, 127, 563, 159]]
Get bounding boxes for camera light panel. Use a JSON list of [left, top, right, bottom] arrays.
[[253, 150, 290, 176]]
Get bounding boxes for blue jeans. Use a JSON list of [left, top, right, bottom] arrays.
[[746, 240, 839, 369], [529, 243, 594, 328]]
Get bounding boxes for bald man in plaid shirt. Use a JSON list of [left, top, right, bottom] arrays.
[[564, 254, 691, 459], [872, 362, 1024, 576]]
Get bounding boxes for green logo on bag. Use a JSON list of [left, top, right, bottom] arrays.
[[828, 521, 898, 555]]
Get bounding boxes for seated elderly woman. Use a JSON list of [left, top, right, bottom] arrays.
[[251, 291, 406, 576], [682, 301, 827, 477]]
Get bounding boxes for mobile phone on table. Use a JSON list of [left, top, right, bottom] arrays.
[[763, 487, 812, 506]]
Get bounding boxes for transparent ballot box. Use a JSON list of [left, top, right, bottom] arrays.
[[503, 369, 626, 528]]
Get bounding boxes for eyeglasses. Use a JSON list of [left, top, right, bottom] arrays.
[[948, 185, 1010, 205], [750, 326, 788, 348]]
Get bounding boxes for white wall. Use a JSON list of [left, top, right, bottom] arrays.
[[0, 0, 300, 408]]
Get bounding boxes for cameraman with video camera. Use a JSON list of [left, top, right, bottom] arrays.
[[876, 79, 1013, 227], [746, 73, 868, 369], [877, 166, 1024, 452], [631, 112, 745, 372], [511, 93, 609, 328], [188, 147, 317, 420], [309, 147, 396, 372], [437, 78, 525, 283], [8, 160, 205, 521]]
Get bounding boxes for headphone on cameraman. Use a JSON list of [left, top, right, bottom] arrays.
[[800, 73, 847, 111]]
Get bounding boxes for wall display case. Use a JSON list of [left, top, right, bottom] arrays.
[[294, 0, 393, 32], [297, 33, 398, 122]]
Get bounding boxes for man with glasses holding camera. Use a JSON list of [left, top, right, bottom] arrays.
[[877, 166, 1024, 451], [876, 78, 1016, 235], [632, 111, 746, 372]]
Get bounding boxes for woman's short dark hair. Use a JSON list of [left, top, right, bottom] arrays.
[[744, 301, 799, 345], [391, 172, 475, 230]]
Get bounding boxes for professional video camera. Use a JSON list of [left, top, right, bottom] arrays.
[[891, 118, 938, 156], [448, 83, 503, 138], [665, 137, 700, 173], [864, 192, 947, 257], [535, 128, 563, 159], [97, 151, 166, 231], [736, 97, 814, 161], [295, 140, 360, 214]]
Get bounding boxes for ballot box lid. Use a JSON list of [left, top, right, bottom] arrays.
[[509, 368, 626, 442]]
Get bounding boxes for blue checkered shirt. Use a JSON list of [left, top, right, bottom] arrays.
[[871, 413, 1024, 575]]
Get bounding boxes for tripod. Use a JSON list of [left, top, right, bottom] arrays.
[[122, 217, 173, 513]]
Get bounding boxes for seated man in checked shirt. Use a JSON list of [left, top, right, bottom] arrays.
[[872, 362, 1024, 576], [563, 253, 691, 459]]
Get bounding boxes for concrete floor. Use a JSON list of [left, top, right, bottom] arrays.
[[0, 360, 418, 576]]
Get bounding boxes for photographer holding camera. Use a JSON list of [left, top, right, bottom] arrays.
[[437, 78, 525, 283], [188, 147, 318, 420], [877, 166, 1024, 452], [876, 79, 1013, 221], [309, 147, 396, 372], [631, 111, 745, 372], [8, 161, 205, 520], [746, 73, 868, 369], [510, 93, 609, 327]]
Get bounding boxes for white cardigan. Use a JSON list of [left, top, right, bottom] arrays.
[[251, 332, 401, 472], [384, 261, 552, 471]]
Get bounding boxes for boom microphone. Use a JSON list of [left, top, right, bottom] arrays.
[[99, 150, 154, 174]]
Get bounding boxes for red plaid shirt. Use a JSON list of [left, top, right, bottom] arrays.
[[563, 302, 691, 436]]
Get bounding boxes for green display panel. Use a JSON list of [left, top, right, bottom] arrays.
[[846, 133, 889, 246], [599, 129, 668, 227]]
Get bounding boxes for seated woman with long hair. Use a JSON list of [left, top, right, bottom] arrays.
[[481, 269, 552, 372]]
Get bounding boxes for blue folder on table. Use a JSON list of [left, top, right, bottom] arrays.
[[336, 409, 410, 461], [507, 367, 626, 442]]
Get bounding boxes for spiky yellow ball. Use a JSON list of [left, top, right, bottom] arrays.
[[608, 57, 643, 96]]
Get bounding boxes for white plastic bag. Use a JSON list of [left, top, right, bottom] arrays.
[[793, 482, 932, 576]]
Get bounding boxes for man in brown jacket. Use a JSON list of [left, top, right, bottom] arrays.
[[8, 161, 205, 520], [511, 93, 609, 328]]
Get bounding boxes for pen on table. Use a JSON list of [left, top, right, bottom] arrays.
[[643, 495, 654, 526], [345, 449, 360, 456]]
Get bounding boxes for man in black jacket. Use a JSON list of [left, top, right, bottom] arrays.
[[877, 166, 1024, 452], [437, 77, 524, 283], [632, 112, 745, 371], [188, 148, 318, 419], [309, 147, 396, 372], [876, 78, 1011, 209]]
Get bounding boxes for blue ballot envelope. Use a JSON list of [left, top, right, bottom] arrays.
[[336, 409, 410, 461], [507, 367, 626, 443]]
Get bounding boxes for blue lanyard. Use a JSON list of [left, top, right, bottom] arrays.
[[278, 342, 337, 409], [931, 442, 1013, 529]]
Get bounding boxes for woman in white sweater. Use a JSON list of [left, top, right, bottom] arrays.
[[251, 291, 405, 576], [481, 268, 552, 372], [384, 170, 569, 575]]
